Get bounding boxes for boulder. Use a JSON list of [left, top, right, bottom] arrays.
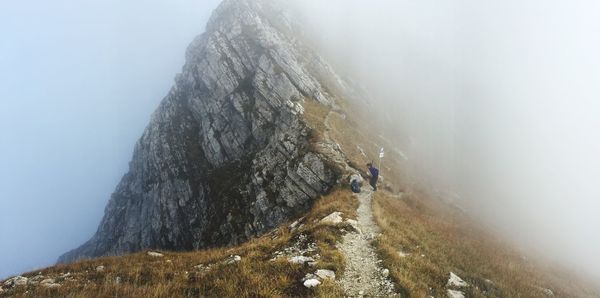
[[223, 255, 242, 265], [147, 252, 164, 258], [447, 272, 468, 288], [4, 276, 28, 288], [315, 269, 336, 280], [320, 212, 343, 225], [303, 279, 321, 288]]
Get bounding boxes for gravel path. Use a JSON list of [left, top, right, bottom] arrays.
[[338, 190, 397, 297]]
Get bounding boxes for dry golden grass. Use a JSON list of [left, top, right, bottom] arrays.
[[372, 190, 600, 298], [302, 99, 331, 143], [1, 188, 358, 298]]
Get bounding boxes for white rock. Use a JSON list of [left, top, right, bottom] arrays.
[[382, 268, 390, 277], [447, 272, 468, 288], [359, 290, 365, 295], [40, 278, 56, 285], [447, 289, 465, 298], [320, 212, 343, 224], [303, 278, 321, 288], [44, 283, 61, 289], [96, 266, 105, 272], [289, 256, 315, 265], [398, 251, 410, 258], [345, 219, 362, 233], [147, 251, 164, 257], [289, 219, 301, 229], [4, 276, 28, 287], [302, 273, 318, 281], [223, 255, 242, 265], [315, 269, 336, 280]]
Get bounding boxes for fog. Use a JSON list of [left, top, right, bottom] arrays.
[[2, 0, 599, 284], [292, 0, 600, 281], [0, 0, 221, 279]]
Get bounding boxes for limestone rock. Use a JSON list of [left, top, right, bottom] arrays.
[[447, 272, 468, 288], [320, 212, 344, 225], [4, 276, 28, 288], [447, 289, 465, 298], [315, 269, 335, 280], [147, 252, 164, 258], [303, 279, 321, 288], [289, 256, 315, 265], [58, 0, 344, 264]]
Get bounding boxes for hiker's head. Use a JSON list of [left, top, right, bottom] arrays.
[[366, 163, 372, 168]]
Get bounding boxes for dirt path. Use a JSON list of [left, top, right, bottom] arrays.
[[337, 190, 396, 297]]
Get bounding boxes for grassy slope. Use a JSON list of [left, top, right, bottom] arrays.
[[323, 96, 600, 297], [1, 188, 358, 298]]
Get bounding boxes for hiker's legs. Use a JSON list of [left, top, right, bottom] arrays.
[[370, 177, 378, 191]]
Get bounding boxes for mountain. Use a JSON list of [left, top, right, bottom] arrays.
[[58, 0, 351, 263]]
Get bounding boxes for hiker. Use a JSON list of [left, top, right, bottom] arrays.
[[366, 163, 379, 191], [349, 173, 363, 193]]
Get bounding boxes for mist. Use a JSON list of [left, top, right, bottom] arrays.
[[291, 0, 600, 281], [0, 0, 221, 279], [2, 0, 599, 285]]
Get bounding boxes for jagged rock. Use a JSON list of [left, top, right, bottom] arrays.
[[223, 255, 242, 264], [315, 269, 335, 280], [447, 272, 468, 288], [4, 276, 28, 288], [303, 279, 321, 288], [320, 212, 344, 225], [96, 266, 105, 272], [147, 252, 164, 258], [447, 289, 465, 298], [289, 256, 314, 265], [58, 0, 343, 264]]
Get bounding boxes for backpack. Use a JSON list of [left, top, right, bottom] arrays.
[[351, 180, 361, 193]]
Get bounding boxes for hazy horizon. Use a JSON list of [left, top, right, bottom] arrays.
[[0, 0, 221, 279], [292, 0, 600, 281]]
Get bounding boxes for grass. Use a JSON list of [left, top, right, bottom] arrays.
[[371, 190, 600, 297], [1, 188, 358, 298]]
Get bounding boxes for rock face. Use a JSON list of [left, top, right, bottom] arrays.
[[58, 0, 348, 263]]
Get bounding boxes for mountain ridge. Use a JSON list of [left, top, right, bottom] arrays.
[[58, 0, 350, 264]]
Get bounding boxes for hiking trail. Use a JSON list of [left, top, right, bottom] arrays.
[[337, 190, 397, 297]]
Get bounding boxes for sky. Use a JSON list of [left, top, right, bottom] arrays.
[[0, 0, 220, 279], [1, 0, 600, 285], [292, 0, 600, 281]]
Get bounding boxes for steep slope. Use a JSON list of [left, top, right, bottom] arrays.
[[59, 0, 349, 263]]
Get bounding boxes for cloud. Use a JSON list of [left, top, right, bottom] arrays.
[[291, 0, 600, 280]]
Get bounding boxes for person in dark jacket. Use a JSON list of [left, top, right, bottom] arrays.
[[367, 163, 379, 191]]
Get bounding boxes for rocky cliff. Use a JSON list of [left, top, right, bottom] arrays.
[[58, 0, 350, 263]]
